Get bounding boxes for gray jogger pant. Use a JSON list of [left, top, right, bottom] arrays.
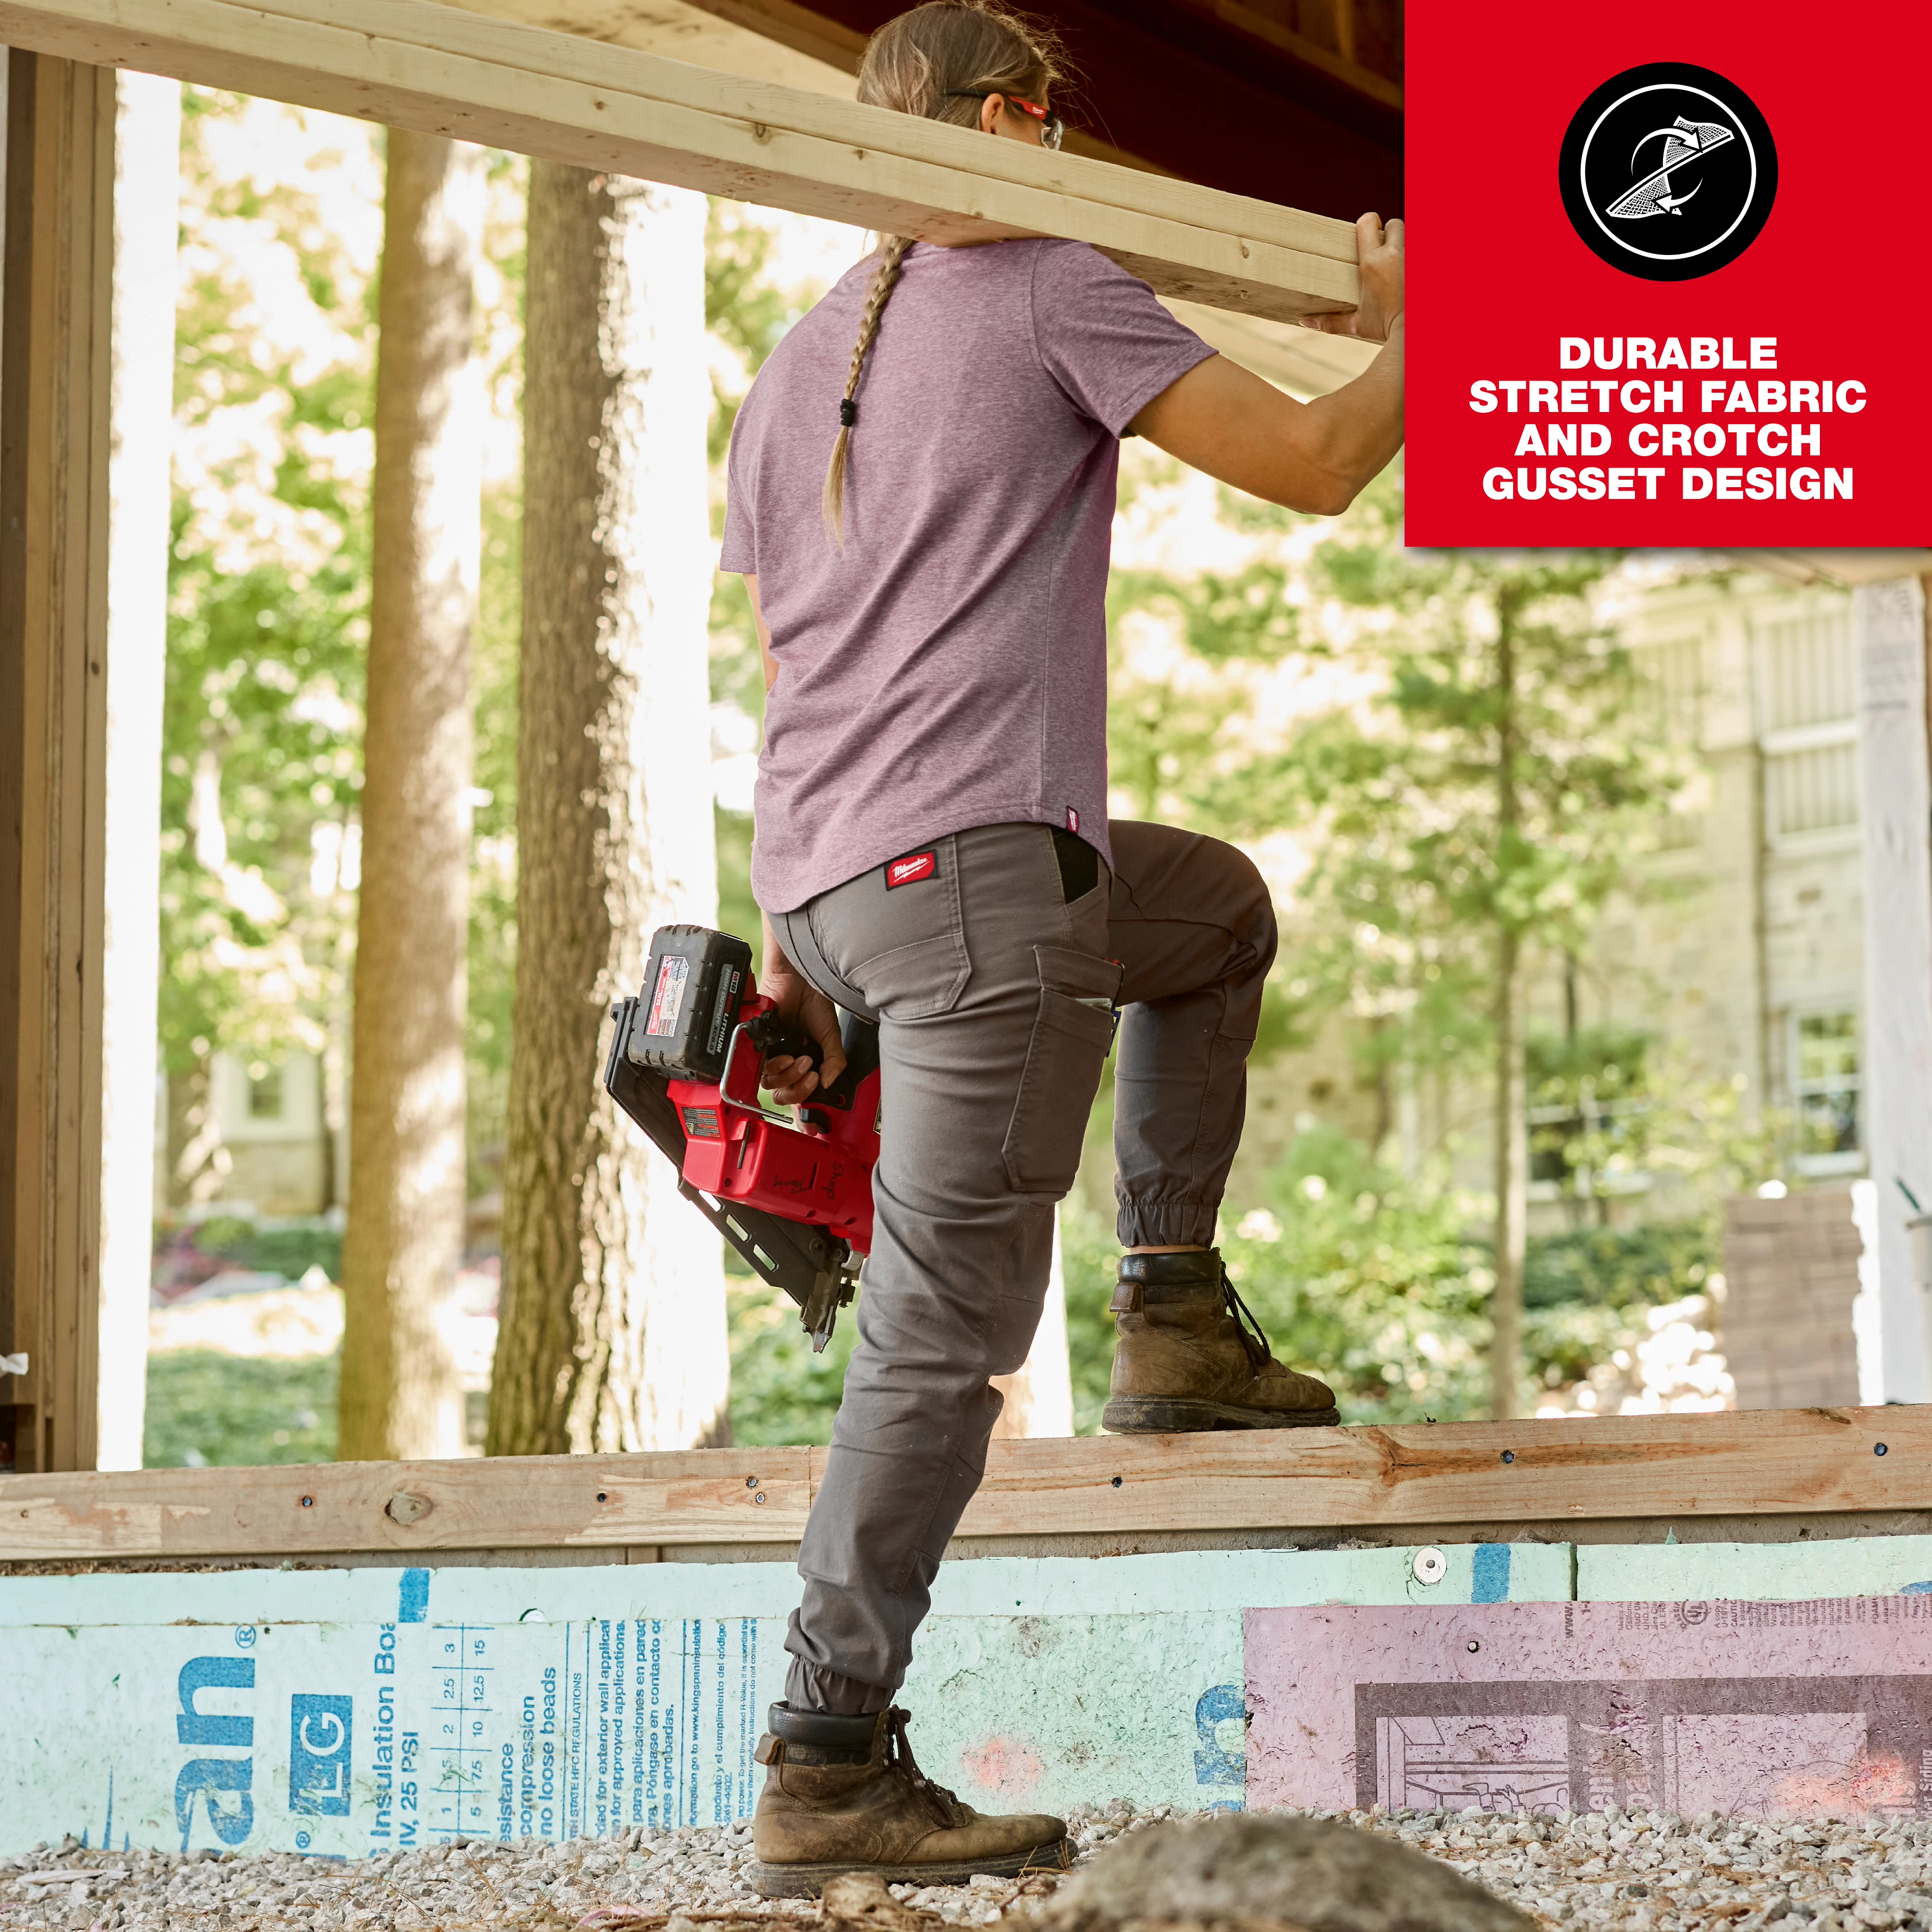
[[771, 819, 1277, 1712]]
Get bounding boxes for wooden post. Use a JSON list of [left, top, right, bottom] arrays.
[[1852, 574, 1932, 1402], [94, 69, 179, 1470], [0, 49, 114, 1473]]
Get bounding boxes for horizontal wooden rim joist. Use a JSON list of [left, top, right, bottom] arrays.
[[0, 0, 1362, 323], [1, 1406, 1923, 1561]]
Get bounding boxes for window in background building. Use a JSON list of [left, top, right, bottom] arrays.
[[1767, 742, 1861, 840], [1756, 606, 1855, 735], [247, 1061, 286, 1122], [1791, 1010, 1862, 1173], [1756, 602, 1860, 848]]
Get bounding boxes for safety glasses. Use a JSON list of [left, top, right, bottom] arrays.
[[942, 90, 1065, 150]]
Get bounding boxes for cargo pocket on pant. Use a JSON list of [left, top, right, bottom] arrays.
[[1003, 944, 1124, 1196]]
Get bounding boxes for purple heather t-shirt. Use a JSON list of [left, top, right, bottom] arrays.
[[721, 238, 1215, 912]]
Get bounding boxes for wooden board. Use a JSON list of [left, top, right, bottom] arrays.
[[0, 51, 114, 1476], [0, 1445, 817, 1558], [0, 0, 1362, 323], [4, 1407, 1928, 1560]]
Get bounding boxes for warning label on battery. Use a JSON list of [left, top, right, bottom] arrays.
[[645, 956, 689, 1038]]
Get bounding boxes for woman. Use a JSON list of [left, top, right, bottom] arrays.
[[724, 0, 1404, 1894]]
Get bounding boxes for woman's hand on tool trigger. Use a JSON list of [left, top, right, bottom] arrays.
[[760, 917, 848, 1105]]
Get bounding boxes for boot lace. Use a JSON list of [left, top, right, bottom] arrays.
[[887, 1707, 967, 1829], [1220, 1264, 1275, 1372]]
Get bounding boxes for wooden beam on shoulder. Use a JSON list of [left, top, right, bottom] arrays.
[[0, 0, 1361, 322], [3, 1407, 1927, 1561]]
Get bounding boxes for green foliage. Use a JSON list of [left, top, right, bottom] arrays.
[[1109, 563, 1302, 668], [1240, 493, 1693, 1085], [1527, 1021, 1649, 1101], [715, 807, 760, 953], [1522, 1220, 1717, 1310], [143, 1349, 339, 1466], [181, 1217, 345, 1281], [1529, 1023, 1784, 1208], [704, 202, 801, 467], [162, 92, 379, 1085], [1102, 548, 1313, 828], [726, 1283, 858, 1446]]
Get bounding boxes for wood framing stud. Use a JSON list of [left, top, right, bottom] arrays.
[[0, 0, 1362, 323], [3, 1407, 1927, 1559], [0, 49, 114, 1476]]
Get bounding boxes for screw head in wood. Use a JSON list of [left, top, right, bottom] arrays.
[[745, 1476, 758, 1488], [1111, 1476, 1123, 1488], [754, 1492, 766, 1505], [1876, 1443, 1889, 1456], [300, 1496, 314, 1508], [1501, 1450, 1516, 1464], [597, 1492, 609, 1502]]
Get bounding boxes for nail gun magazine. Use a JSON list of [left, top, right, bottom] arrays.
[[603, 923, 880, 1350]]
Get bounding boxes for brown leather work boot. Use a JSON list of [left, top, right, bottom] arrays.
[[751, 1704, 1069, 1898], [1102, 1248, 1340, 1432]]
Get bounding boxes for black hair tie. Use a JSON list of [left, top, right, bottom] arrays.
[[838, 398, 858, 428]]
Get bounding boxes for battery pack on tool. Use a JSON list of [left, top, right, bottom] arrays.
[[630, 925, 753, 1082], [603, 925, 881, 1351]]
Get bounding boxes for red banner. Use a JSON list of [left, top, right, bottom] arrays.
[[1406, 5, 1931, 545]]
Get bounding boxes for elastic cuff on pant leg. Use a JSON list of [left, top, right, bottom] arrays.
[[785, 1657, 894, 1717], [1117, 1199, 1219, 1250]]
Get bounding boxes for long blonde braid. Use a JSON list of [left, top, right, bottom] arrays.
[[819, 0, 1065, 546], [821, 233, 912, 543]]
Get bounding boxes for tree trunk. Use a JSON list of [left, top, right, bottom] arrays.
[[337, 130, 484, 1463], [1491, 602, 1526, 1422], [485, 164, 725, 1457], [97, 70, 182, 1468]]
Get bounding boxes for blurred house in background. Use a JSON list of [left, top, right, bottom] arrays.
[[1232, 568, 1867, 1221], [177, 1051, 342, 1216], [1604, 571, 1864, 1185]]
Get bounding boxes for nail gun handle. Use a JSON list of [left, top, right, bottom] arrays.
[[748, 1010, 823, 1071]]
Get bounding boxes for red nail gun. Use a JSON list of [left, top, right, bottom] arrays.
[[604, 924, 880, 1350]]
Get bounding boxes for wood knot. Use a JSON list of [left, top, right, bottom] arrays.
[[385, 1491, 433, 1527]]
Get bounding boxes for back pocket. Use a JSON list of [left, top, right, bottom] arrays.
[[1003, 944, 1123, 1196]]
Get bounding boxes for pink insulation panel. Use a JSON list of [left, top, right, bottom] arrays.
[[1246, 1598, 1932, 1820]]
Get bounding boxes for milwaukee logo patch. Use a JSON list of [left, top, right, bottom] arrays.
[[886, 850, 937, 890]]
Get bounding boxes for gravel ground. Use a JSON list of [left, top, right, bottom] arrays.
[[7, 1802, 1932, 1932]]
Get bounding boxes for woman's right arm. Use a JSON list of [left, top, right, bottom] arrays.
[[1128, 213, 1405, 518]]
